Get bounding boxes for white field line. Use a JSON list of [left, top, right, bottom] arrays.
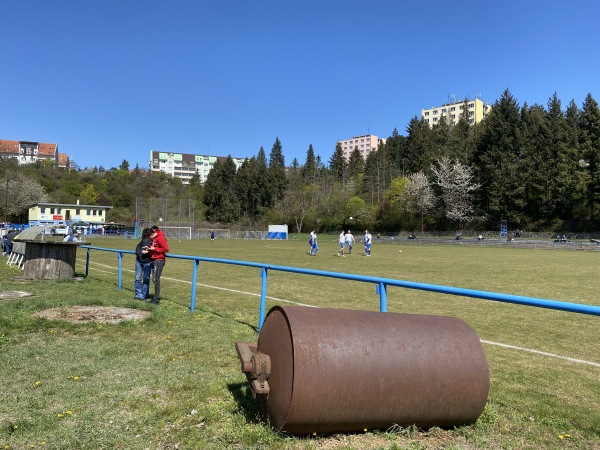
[[81, 260, 316, 308], [480, 340, 600, 368], [82, 259, 599, 367]]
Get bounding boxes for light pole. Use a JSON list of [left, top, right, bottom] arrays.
[[4, 176, 8, 225]]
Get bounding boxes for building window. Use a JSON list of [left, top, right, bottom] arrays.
[[433, 117, 438, 122], [76, 209, 80, 215], [469, 111, 474, 117], [424, 111, 429, 116], [442, 108, 447, 113], [469, 103, 474, 108], [450, 107, 455, 111], [50, 208, 55, 214]]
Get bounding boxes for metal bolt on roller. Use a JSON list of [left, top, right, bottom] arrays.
[[235, 305, 489, 434]]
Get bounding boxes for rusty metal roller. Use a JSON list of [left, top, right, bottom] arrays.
[[236, 305, 489, 434]]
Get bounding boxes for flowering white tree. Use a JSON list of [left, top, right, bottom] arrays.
[[405, 172, 435, 233], [1, 173, 49, 220], [431, 157, 480, 228]]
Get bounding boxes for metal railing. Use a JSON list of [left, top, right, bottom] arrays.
[[82, 246, 600, 330]]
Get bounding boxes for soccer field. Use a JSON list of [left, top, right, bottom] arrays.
[[1, 236, 598, 449], [85, 237, 600, 421]]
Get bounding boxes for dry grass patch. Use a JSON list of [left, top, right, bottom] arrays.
[[33, 306, 151, 323]]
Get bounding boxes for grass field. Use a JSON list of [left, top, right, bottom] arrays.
[[1, 236, 599, 449]]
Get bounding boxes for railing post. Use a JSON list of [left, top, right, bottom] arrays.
[[376, 282, 387, 312], [259, 267, 268, 330], [190, 259, 199, 312], [117, 252, 123, 290], [85, 248, 90, 277]]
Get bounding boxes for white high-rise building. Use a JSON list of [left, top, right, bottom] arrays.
[[149, 151, 244, 185], [421, 98, 491, 127]]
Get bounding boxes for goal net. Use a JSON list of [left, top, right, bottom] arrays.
[[160, 226, 192, 240], [195, 228, 231, 240]]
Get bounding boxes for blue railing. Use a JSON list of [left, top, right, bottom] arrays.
[[82, 246, 600, 329]]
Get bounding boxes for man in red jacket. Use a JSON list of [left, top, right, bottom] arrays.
[[148, 225, 169, 304]]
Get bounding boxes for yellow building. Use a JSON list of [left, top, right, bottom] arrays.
[[421, 98, 491, 126], [28, 201, 112, 226]]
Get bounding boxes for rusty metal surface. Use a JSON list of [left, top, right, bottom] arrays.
[[251, 305, 489, 434]]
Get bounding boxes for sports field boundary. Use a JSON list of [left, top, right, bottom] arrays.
[[80, 256, 600, 369]]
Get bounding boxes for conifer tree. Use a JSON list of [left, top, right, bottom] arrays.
[[268, 137, 287, 204], [329, 142, 346, 183]]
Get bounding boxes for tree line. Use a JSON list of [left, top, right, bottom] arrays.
[[1, 89, 599, 233]]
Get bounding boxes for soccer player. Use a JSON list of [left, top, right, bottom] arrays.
[[363, 229, 372, 256], [345, 230, 355, 254], [311, 232, 318, 256], [309, 231, 316, 255], [338, 230, 346, 257]]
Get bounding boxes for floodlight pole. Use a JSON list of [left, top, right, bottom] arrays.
[[4, 177, 8, 225]]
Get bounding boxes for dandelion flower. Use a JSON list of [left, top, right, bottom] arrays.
[[66, 410, 73, 415], [35, 381, 41, 386], [57, 413, 63, 418]]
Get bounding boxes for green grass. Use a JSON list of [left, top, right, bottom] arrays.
[[1, 236, 599, 449]]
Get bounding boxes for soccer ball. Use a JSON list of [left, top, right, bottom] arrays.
[[349, 216, 353, 220]]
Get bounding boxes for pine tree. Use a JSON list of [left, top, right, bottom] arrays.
[[300, 144, 317, 186], [329, 142, 346, 183], [579, 93, 600, 225], [472, 88, 524, 226], [268, 137, 287, 204]]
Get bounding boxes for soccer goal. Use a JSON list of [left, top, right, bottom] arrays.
[[195, 228, 231, 240], [160, 226, 192, 240]]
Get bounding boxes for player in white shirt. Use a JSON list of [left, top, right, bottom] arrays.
[[345, 230, 355, 254], [363, 229, 372, 256], [338, 230, 346, 257]]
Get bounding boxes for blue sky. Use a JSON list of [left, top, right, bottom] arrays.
[[2, 1, 599, 170]]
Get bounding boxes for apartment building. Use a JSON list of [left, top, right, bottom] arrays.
[[0, 139, 58, 165], [337, 134, 387, 161], [149, 150, 245, 184], [421, 98, 491, 126]]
